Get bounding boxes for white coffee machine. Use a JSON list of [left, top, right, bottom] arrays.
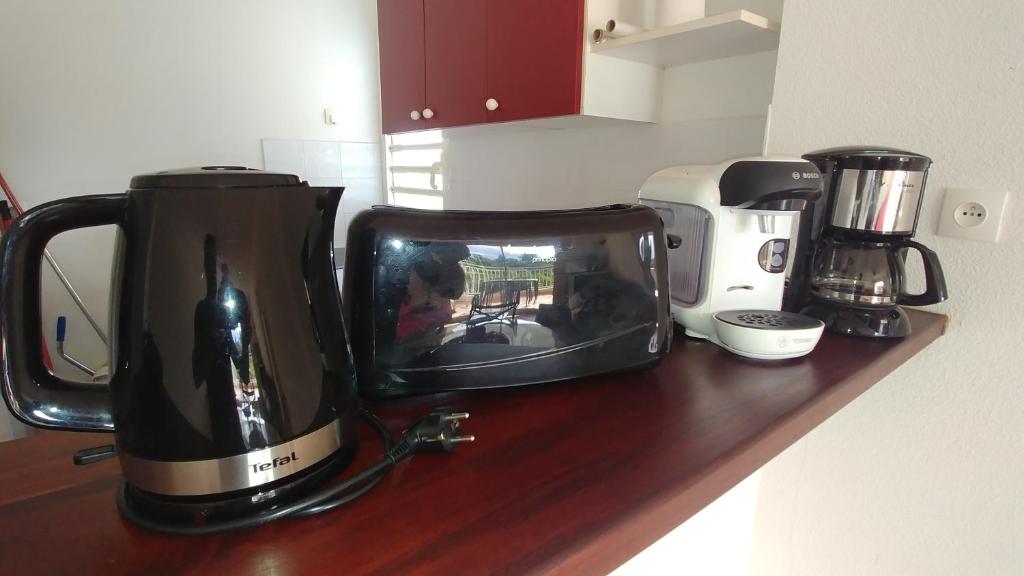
[[639, 157, 826, 359]]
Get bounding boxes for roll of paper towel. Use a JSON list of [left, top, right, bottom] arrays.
[[604, 19, 644, 37], [656, 0, 706, 27]]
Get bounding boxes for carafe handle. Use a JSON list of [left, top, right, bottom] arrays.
[[1, 194, 127, 431], [897, 239, 949, 307]]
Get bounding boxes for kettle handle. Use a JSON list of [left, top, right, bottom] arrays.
[[897, 239, 949, 307], [1, 194, 127, 432]]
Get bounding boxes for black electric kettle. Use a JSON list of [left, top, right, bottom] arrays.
[[0, 167, 358, 520]]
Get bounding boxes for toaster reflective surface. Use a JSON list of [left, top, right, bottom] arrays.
[[344, 205, 672, 396], [378, 235, 659, 365]]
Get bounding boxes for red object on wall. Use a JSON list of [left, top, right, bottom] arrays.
[[378, 0, 426, 134], [0, 181, 53, 371], [424, 0, 487, 129], [486, 0, 584, 123]]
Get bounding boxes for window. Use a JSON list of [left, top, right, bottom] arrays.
[[385, 129, 444, 209]]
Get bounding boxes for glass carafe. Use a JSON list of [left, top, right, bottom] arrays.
[[810, 236, 947, 307]]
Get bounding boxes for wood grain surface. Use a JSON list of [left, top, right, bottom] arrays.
[[0, 310, 946, 576]]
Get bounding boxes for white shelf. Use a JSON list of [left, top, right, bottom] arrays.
[[590, 10, 780, 68]]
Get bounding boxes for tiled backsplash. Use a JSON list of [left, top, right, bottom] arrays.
[[262, 139, 383, 247]]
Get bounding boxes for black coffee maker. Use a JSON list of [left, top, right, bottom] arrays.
[[1, 167, 358, 521], [790, 147, 948, 338]]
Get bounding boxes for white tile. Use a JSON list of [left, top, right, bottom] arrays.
[[341, 198, 374, 215], [262, 139, 305, 177], [333, 215, 350, 249], [340, 142, 381, 179], [303, 141, 343, 179], [444, 178, 540, 210], [336, 206, 374, 246], [306, 177, 344, 188], [341, 177, 382, 204], [339, 211, 358, 237]]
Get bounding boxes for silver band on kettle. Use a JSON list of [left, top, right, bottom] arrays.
[[118, 419, 345, 497]]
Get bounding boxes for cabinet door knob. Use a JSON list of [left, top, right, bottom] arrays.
[[410, 110, 421, 121], [485, 98, 499, 111], [422, 108, 434, 119]]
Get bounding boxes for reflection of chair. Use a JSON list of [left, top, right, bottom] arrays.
[[467, 289, 520, 327], [480, 278, 539, 306]]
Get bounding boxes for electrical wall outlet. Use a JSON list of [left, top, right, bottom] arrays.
[[936, 188, 1008, 242]]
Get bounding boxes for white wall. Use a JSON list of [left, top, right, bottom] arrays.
[[750, 1, 1024, 575], [661, 51, 778, 123], [443, 114, 767, 210], [0, 0, 382, 440], [612, 472, 764, 576], [443, 47, 776, 210]]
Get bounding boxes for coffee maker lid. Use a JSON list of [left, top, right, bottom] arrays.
[[130, 166, 303, 189], [802, 146, 932, 171]]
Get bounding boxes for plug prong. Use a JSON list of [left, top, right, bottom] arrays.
[[449, 434, 475, 443], [442, 412, 470, 422]]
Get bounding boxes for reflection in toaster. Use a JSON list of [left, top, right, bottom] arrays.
[[374, 232, 659, 369]]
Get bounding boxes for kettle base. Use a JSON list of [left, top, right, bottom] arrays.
[[801, 300, 911, 339], [118, 440, 356, 525]]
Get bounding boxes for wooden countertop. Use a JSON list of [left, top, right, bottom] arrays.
[[0, 310, 946, 576]]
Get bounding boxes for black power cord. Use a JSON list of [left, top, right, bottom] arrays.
[[114, 407, 474, 536]]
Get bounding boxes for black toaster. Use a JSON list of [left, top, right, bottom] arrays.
[[342, 204, 672, 398]]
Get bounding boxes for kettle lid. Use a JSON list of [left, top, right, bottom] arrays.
[[130, 166, 303, 189]]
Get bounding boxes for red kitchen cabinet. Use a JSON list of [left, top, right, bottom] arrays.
[[377, 1, 781, 134], [485, 0, 584, 123], [377, 0, 585, 133], [424, 0, 488, 129], [377, 0, 426, 134]]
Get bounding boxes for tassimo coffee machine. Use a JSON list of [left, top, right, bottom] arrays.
[[639, 157, 826, 360]]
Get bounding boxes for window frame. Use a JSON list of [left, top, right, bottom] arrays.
[[385, 131, 445, 208]]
